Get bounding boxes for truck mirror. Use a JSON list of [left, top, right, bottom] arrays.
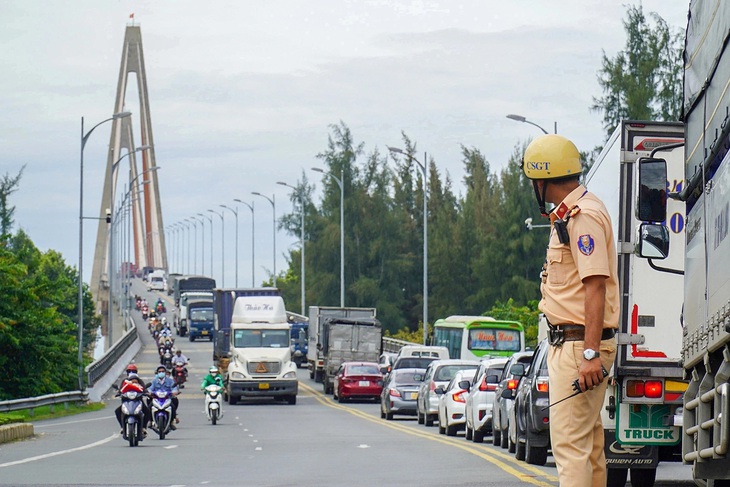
[[637, 157, 667, 222], [636, 223, 670, 260]]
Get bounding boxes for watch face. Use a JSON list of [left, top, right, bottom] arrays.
[[584, 349, 598, 360]]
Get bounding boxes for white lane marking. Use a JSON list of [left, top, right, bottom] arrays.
[[201, 482, 211, 485], [0, 434, 117, 468], [164, 445, 178, 449], [253, 439, 258, 443], [255, 447, 262, 451], [34, 415, 115, 428], [357, 444, 370, 449]]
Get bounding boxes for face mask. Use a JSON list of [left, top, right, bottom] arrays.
[[157, 372, 166, 379], [211, 372, 217, 377]]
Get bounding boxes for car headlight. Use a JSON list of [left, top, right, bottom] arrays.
[[283, 371, 297, 379]]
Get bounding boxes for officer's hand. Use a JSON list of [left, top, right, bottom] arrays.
[[578, 358, 604, 392]]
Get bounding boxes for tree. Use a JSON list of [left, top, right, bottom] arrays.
[[0, 166, 25, 243], [592, 4, 683, 139]]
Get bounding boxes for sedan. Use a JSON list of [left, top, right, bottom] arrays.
[[492, 351, 534, 448], [333, 362, 383, 402], [436, 369, 473, 436], [380, 368, 425, 420], [462, 357, 508, 443]]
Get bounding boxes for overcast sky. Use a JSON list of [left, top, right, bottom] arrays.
[[2, 0, 690, 287]]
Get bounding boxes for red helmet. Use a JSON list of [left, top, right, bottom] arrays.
[[125, 364, 138, 374]]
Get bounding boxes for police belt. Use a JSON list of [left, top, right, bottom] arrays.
[[547, 324, 615, 346]]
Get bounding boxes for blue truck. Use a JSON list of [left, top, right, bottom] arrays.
[[187, 298, 215, 341], [289, 314, 309, 368]]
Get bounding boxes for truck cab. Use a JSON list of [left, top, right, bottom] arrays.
[[187, 298, 214, 341], [176, 291, 213, 337], [224, 295, 298, 405]]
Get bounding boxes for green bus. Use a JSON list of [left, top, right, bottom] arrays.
[[432, 315, 525, 360]]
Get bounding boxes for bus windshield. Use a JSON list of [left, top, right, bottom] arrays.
[[468, 328, 521, 352]]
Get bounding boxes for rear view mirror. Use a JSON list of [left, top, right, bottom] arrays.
[[501, 389, 514, 399], [434, 386, 445, 395], [636, 223, 670, 259], [486, 374, 499, 384], [510, 364, 526, 376], [637, 157, 667, 222], [458, 380, 471, 391]]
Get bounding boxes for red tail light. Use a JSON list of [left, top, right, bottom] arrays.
[[452, 391, 466, 403], [389, 388, 401, 398], [536, 377, 549, 393], [479, 377, 497, 392], [645, 380, 663, 399], [507, 379, 519, 390]]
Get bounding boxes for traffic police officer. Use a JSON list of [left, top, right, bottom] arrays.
[[523, 134, 618, 486]]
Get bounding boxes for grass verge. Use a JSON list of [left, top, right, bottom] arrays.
[[0, 402, 106, 424]]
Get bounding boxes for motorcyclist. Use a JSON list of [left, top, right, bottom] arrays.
[[114, 373, 149, 436], [148, 365, 180, 428], [201, 366, 224, 390], [171, 350, 189, 377]]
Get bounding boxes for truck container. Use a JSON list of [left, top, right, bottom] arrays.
[[588, 120, 686, 485], [223, 294, 298, 405], [307, 306, 377, 383], [173, 275, 216, 307], [320, 317, 383, 395], [638, 2, 730, 483]]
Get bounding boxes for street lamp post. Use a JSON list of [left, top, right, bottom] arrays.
[[251, 192, 276, 287], [387, 147, 429, 345], [191, 215, 205, 275], [78, 110, 131, 390], [506, 113, 555, 134], [277, 181, 306, 315], [208, 209, 225, 287], [108, 145, 151, 345], [199, 212, 213, 279], [234, 199, 255, 286], [311, 167, 344, 307], [220, 205, 239, 287], [184, 219, 193, 274], [189, 216, 199, 274]]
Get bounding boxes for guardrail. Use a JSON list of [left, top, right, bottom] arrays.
[[382, 336, 419, 353], [0, 315, 139, 413], [0, 391, 89, 414]]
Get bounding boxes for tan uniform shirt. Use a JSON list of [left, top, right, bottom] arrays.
[[539, 184, 619, 329]]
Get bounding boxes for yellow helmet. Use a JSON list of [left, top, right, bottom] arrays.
[[522, 134, 582, 180]]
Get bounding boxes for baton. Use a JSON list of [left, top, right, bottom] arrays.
[[541, 366, 608, 411]]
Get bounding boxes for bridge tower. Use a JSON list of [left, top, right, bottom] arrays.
[[90, 24, 167, 328]]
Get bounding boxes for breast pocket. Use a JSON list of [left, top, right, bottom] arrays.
[[546, 248, 571, 286]]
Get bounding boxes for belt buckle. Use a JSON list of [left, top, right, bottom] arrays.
[[548, 326, 565, 347]]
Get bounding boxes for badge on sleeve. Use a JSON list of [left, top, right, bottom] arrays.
[[577, 234, 595, 256]]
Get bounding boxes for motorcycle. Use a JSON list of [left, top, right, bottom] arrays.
[[204, 384, 223, 425], [173, 363, 187, 388], [115, 387, 146, 447], [161, 349, 173, 369], [149, 389, 174, 440], [156, 302, 166, 314], [141, 305, 149, 321]]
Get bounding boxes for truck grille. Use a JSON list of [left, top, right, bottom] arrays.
[[247, 361, 281, 375]]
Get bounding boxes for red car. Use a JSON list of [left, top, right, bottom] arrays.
[[333, 362, 383, 403]]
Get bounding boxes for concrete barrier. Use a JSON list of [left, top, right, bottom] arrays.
[[0, 423, 34, 444]]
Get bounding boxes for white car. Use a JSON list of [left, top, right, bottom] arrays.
[[462, 357, 509, 443], [417, 359, 480, 427], [436, 369, 474, 436]]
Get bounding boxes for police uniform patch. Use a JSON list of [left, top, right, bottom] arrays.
[[577, 234, 594, 256]]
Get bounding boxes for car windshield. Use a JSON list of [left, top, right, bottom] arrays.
[[233, 329, 289, 348], [435, 364, 478, 381], [347, 364, 380, 375], [394, 357, 435, 369]]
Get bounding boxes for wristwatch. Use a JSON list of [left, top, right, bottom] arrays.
[[583, 348, 600, 361]]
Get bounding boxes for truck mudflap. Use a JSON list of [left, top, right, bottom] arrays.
[[605, 429, 659, 469], [228, 379, 298, 397]]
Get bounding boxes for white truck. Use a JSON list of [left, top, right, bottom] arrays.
[[175, 291, 214, 337], [588, 120, 686, 487], [224, 294, 298, 405], [307, 306, 377, 383], [147, 269, 166, 291], [639, 2, 730, 484]]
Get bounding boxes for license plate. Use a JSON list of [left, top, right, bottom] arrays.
[[359, 381, 370, 387], [202, 330, 209, 335], [258, 383, 270, 390], [409, 392, 418, 400]]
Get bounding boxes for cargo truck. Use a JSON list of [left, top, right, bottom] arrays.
[[187, 298, 215, 341], [320, 317, 383, 395], [307, 306, 377, 383], [637, 2, 730, 483], [587, 121, 686, 486], [223, 294, 298, 406], [289, 314, 309, 368]]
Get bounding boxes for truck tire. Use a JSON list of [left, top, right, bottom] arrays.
[[189, 335, 194, 342], [229, 393, 238, 405], [309, 367, 315, 379], [629, 468, 656, 487], [287, 395, 297, 405]]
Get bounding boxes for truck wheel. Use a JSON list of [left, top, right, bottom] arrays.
[[287, 395, 297, 405], [629, 468, 656, 487], [189, 335, 194, 342], [606, 468, 628, 487], [229, 393, 238, 405], [309, 367, 314, 379]]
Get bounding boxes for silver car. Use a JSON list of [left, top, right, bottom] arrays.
[[462, 357, 509, 443], [380, 368, 425, 420], [492, 351, 534, 448], [417, 359, 480, 427]]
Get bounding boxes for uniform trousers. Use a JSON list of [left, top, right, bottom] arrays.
[[547, 337, 616, 486]]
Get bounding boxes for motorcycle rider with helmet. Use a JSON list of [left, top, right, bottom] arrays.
[[171, 350, 189, 377], [148, 364, 180, 428], [114, 373, 149, 436], [201, 366, 224, 390]]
